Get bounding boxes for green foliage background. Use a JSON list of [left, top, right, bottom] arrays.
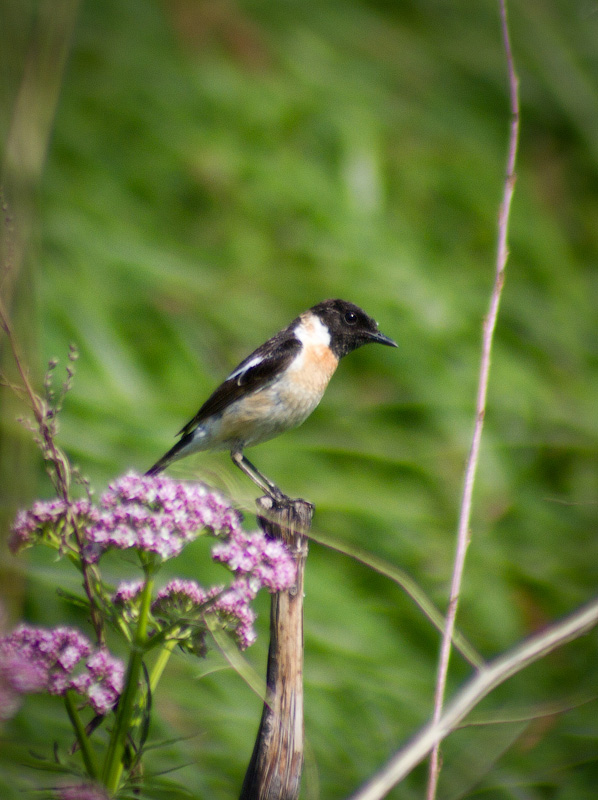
[[2, 0, 598, 797]]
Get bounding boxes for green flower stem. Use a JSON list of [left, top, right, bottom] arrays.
[[148, 633, 179, 694], [127, 632, 179, 737], [64, 690, 99, 780], [102, 568, 155, 794]]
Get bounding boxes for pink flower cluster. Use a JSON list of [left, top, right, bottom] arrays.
[[0, 625, 123, 718], [112, 579, 144, 605], [150, 578, 258, 650], [211, 579, 259, 649], [57, 783, 109, 800], [85, 472, 241, 562], [152, 578, 222, 614], [69, 648, 124, 715], [212, 530, 297, 593], [107, 510, 297, 650], [9, 473, 297, 656], [9, 498, 94, 554]]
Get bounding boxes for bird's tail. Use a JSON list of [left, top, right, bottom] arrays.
[[145, 453, 170, 477], [145, 432, 195, 477], [145, 460, 166, 477]]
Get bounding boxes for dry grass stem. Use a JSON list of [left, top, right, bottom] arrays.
[[425, 2, 520, 797]]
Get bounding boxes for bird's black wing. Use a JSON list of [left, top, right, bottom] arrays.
[[177, 331, 301, 437]]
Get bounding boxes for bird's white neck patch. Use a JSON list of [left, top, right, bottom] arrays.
[[295, 313, 331, 348]]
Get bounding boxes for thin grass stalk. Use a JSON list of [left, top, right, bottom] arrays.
[[426, 2, 520, 797]]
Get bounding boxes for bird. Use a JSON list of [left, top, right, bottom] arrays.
[[146, 299, 397, 497]]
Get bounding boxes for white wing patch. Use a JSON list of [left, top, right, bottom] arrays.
[[227, 355, 264, 383]]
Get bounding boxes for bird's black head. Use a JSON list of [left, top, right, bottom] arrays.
[[309, 299, 397, 359]]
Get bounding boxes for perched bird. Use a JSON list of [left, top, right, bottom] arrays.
[[147, 299, 397, 497]]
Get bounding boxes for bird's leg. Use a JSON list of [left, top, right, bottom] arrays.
[[231, 449, 286, 500]]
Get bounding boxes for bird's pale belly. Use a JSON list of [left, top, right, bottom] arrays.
[[189, 343, 339, 451], [217, 381, 326, 447]]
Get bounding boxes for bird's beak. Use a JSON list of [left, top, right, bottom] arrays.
[[368, 330, 398, 347]]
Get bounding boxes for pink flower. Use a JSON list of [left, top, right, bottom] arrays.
[[69, 648, 124, 715], [151, 578, 258, 650], [112, 580, 144, 605], [0, 625, 123, 716], [9, 473, 297, 662], [84, 473, 242, 562], [212, 530, 296, 592], [0, 645, 46, 719], [152, 578, 221, 613], [56, 783, 110, 800], [9, 498, 97, 554]]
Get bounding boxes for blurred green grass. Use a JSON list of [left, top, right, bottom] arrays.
[[2, 0, 598, 797]]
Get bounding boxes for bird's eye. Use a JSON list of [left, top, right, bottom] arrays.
[[344, 310, 358, 325]]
